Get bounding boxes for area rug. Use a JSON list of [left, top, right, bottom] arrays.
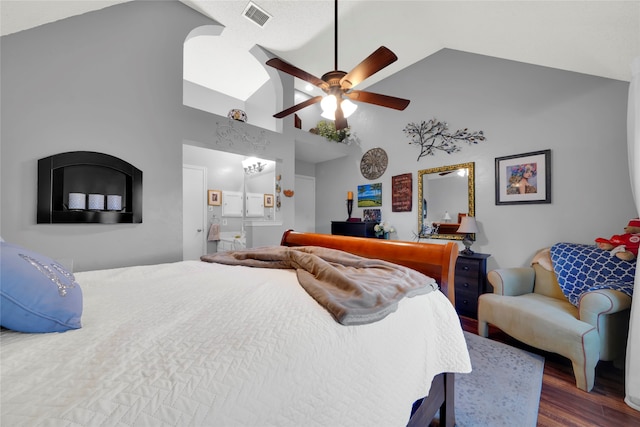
[[451, 332, 545, 427]]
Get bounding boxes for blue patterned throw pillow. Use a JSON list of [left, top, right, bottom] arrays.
[[0, 242, 82, 333]]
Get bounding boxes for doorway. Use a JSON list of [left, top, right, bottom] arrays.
[[183, 164, 207, 260], [294, 175, 315, 232]]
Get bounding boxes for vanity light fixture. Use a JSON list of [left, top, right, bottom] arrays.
[[457, 216, 479, 255], [244, 162, 265, 174], [242, 157, 266, 175]]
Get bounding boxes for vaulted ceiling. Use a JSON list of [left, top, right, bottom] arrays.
[[2, 1, 639, 100]]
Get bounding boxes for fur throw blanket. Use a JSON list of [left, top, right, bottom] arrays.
[[201, 245, 438, 325]]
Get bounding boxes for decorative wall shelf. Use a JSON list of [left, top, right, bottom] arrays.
[[37, 151, 142, 224]]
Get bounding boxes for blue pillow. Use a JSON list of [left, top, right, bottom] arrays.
[[1, 242, 82, 333]]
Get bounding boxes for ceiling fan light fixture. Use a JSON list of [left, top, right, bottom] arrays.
[[321, 96, 357, 120], [265, 0, 409, 127], [321, 111, 335, 120], [320, 95, 337, 117], [341, 99, 357, 118]]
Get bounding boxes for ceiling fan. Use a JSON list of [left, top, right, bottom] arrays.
[[266, 0, 410, 131]]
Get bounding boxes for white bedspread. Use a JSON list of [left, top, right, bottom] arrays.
[[1, 260, 471, 426]]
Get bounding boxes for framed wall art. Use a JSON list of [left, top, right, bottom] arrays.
[[208, 190, 222, 206], [495, 149, 551, 205], [391, 173, 412, 212], [363, 209, 382, 223], [357, 183, 382, 207], [264, 194, 274, 207]]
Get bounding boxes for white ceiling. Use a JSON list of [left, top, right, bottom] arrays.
[[2, 0, 639, 101]]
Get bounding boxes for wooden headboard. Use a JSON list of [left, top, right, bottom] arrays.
[[280, 230, 459, 305]]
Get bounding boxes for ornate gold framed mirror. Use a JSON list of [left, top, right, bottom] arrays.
[[417, 162, 475, 240]]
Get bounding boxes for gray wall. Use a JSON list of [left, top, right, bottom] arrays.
[[315, 49, 636, 270], [0, 0, 295, 272], [1, 1, 634, 274], [295, 160, 316, 177]]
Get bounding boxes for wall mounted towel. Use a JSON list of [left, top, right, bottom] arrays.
[[208, 223, 220, 241]]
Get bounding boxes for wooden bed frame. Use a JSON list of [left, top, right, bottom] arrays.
[[280, 230, 459, 427]]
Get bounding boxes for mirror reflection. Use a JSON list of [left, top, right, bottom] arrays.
[[183, 145, 277, 254], [417, 162, 475, 240]]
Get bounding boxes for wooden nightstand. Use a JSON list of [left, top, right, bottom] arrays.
[[454, 252, 491, 319]]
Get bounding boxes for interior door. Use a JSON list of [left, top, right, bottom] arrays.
[[183, 165, 207, 260], [294, 175, 315, 232]]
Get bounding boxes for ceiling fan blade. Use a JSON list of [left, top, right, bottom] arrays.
[[266, 58, 328, 90], [334, 102, 348, 131], [346, 90, 410, 110], [273, 96, 322, 118], [340, 46, 398, 89]]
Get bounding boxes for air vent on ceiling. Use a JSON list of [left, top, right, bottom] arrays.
[[242, 2, 272, 28]]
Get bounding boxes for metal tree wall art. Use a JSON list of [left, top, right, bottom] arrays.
[[403, 119, 485, 161]]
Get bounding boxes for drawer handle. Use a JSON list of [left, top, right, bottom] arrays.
[[463, 282, 470, 288], [462, 266, 470, 271], [463, 299, 469, 305]]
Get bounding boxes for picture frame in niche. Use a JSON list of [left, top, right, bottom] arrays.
[[264, 194, 274, 207], [495, 149, 551, 205], [208, 190, 222, 206]]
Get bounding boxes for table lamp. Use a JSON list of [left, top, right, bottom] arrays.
[[456, 216, 479, 255]]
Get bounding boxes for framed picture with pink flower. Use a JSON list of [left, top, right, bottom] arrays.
[[495, 149, 551, 205]]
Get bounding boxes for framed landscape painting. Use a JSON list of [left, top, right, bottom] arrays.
[[357, 183, 382, 208]]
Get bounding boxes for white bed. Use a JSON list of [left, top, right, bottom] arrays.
[[1, 232, 471, 426]]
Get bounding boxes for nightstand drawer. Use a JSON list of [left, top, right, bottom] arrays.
[[456, 258, 481, 277], [455, 292, 478, 314], [456, 270, 479, 283], [456, 280, 477, 296]]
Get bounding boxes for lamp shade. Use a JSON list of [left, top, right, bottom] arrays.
[[457, 216, 479, 234]]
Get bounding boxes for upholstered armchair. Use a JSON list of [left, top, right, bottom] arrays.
[[478, 248, 632, 392]]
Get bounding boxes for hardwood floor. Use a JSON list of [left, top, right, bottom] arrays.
[[460, 316, 640, 427]]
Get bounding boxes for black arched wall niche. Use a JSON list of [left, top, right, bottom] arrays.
[[37, 151, 142, 224]]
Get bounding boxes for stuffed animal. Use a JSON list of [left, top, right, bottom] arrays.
[[595, 218, 640, 261]]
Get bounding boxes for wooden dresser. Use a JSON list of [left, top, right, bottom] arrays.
[[454, 252, 491, 319]]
